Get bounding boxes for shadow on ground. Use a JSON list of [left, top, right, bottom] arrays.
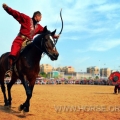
[[0, 105, 34, 118]]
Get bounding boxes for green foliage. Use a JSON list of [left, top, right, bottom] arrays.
[[54, 76, 58, 79], [68, 76, 71, 80], [95, 76, 99, 80], [40, 72, 47, 78]]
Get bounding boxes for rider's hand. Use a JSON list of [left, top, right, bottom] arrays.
[[55, 34, 60, 39], [2, 3, 8, 9]]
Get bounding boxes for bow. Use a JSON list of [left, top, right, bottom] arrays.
[[55, 9, 63, 44], [59, 9, 63, 35]]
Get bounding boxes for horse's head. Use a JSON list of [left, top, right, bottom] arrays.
[[108, 71, 120, 85], [34, 26, 59, 61], [43, 26, 59, 60]]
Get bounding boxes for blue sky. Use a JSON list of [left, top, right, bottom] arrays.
[[0, 0, 120, 72]]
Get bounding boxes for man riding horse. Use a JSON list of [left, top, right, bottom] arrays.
[[0, 4, 62, 113], [2, 3, 60, 76]]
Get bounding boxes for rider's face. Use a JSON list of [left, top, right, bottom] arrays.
[[34, 15, 42, 22]]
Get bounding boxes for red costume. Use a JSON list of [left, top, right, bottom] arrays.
[[4, 7, 45, 57]]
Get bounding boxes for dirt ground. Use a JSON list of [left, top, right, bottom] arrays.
[[0, 84, 120, 120]]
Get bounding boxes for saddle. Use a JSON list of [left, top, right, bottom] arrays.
[[18, 33, 32, 51], [21, 39, 32, 51]]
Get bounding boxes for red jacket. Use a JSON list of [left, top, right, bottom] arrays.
[[5, 7, 44, 39]]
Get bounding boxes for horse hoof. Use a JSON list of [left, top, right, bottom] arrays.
[[22, 107, 29, 116], [23, 107, 29, 112], [18, 104, 24, 111], [23, 110, 27, 116]]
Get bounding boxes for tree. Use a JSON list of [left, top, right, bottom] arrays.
[[40, 72, 47, 78], [54, 76, 58, 79], [95, 76, 99, 80], [68, 76, 71, 80]]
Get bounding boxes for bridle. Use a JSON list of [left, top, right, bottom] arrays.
[[33, 34, 55, 57]]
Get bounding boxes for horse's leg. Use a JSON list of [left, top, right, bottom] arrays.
[[7, 75, 18, 107], [0, 80, 9, 106], [19, 76, 35, 113]]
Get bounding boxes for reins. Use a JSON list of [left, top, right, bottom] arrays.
[[33, 36, 46, 57]]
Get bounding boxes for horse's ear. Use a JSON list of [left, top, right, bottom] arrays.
[[51, 29, 56, 36], [43, 26, 47, 32]]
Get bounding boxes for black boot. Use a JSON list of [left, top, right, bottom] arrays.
[[5, 68, 13, 78], [5, 55, 16, 77]]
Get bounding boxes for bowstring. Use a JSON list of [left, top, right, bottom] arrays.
[[54, 12, 60, 32]]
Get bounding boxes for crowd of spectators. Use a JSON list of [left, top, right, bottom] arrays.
[[3, 78, 112, 86], [35, 79, 112, 85]]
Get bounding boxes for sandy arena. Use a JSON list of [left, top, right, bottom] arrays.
[[0, 84, 120, 120]]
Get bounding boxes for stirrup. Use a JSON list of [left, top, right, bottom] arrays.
[[5, 69, 13, 77]]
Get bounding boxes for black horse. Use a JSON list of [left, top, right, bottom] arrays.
[[0, 26, 59, 113]]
